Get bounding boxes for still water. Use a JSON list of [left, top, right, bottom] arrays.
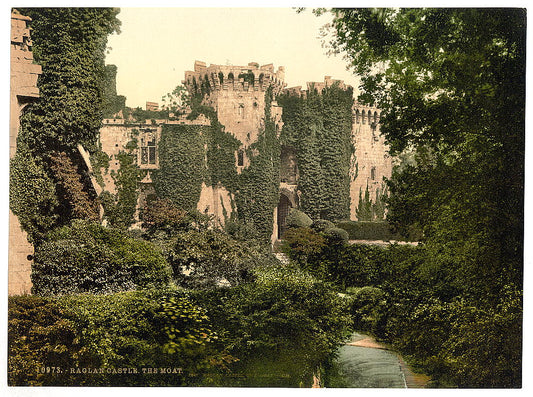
[[333, 333, 407, 388]]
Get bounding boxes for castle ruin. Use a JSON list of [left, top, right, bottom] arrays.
[[98, 60, 393, 242]]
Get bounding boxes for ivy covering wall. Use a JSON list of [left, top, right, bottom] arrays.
[[234, 87, 281, 239], [152, 124, 208, 211], [11, 8, 121, 244], [153, 87, 280, 241], [278, 83, 354, 221]]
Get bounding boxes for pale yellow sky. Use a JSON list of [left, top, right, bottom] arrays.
[[105, 7, 361, 108]]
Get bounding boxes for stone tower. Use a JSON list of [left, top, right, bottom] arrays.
[[183, 61, 286, 167], [9, 10, 42, 295], [183, 61, 286, 234], [350, 103, 393, 220]]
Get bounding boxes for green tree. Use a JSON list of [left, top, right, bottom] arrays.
[[323, 7, 525, 301], [317, 8, 524, 387]]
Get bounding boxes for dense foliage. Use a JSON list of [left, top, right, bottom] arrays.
[[9, 266, 352, 387], [102, 64, 127, 118], [152, 124, 208, 211], [8, 290, 228, 386], [322, 6, 524, 302], [9, 143, 58, 244], [100, 149, 141, 229], [310, 7, 524, 387], [12, 8, 121, 244], [17, 8, 121, 153], [31, 220, 172, 295], [165, 229, 265, 289], [234, 86, 282, 239], [49, 151, 100, 223], [278, 83, 353, 220], [190, 266, 353, 386], [282, 228, 522, 387]]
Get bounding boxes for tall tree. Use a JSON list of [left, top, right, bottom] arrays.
[[321, 8, 525, 302]]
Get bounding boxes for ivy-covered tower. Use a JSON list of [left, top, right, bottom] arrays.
[[183, 60, 286, 167], [183, 61, 287, 242]]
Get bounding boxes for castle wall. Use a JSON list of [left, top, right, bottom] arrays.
[[9, 10, 42, 295], [99, 62, 393, 236]]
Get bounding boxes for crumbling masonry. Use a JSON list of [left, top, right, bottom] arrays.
[[99, 61, 393, 242]]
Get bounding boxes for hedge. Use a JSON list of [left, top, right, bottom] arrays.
[[336, 221, 414, 241], [32, 220, 172, 295]]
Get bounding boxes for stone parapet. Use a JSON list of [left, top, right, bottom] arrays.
[[183, 60, 286, 96]]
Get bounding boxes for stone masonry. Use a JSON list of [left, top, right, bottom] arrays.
[[9, 10, 42, 295], [98, 61, 393, 241], [350, 103, 393, 219]]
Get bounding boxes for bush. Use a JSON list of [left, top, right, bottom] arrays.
[[311, 219, 335, 232], [285, 208, 313, 229], [32, 220, 172, 295], [347, 286, 387, 333], [191, 266, 353, 387], [166, 229, 267, 289], [336, 221, 408, 241], [281, 227, 327, 266], [322, 227, 349, 245], [8, 290, 232, 386], [8, 295, 78, 386]]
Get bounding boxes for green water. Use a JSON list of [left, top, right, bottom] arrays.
[[332, 334, 407, 388]]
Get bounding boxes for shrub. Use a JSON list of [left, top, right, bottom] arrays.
[[141, 197, 189, 237], [281, 227, 327, 265], [336, 220, 404, 241], [285, 208, 313, 229], [191, 266, 353, 387], [347, 286, 387, 333], [322, 227, 349, 245], [311, 219, 335, 232], [32, 220, 172, 295], [166, 229, 264, 289], [8, 290, 231, 386], [8, 295, 78, 386]]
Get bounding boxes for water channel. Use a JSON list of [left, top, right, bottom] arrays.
[[331, 333, 428, 388]]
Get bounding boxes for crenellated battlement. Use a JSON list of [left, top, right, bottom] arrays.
[[353, 102, 381, 126], [183, 60, 286, 96], [284, 76, 351, 97]]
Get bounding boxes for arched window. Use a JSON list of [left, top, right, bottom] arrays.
[[355, 109, 360, 124], [237, 149, 244, 166]]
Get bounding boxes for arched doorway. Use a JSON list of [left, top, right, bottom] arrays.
[[277, 194, 292, 239]]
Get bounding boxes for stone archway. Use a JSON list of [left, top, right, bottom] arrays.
[[277, 194, 292, 239]]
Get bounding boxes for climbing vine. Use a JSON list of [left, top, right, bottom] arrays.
[[97, 138, 142, 230], [356, 183, 388, 221], [152, 124, 208, 211], [278, 82, 354, 221], [234, 86, 281, 239]]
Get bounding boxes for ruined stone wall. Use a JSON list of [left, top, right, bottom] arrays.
[[99, 62, 393, 234], [350, 103, 393, 219], [9, 10, 42, 295]]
